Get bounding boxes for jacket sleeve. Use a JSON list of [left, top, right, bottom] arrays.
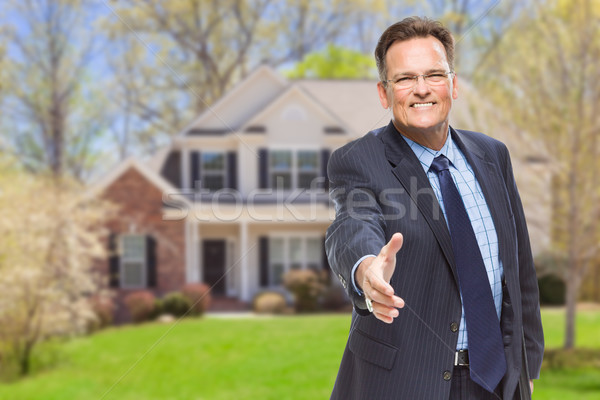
[[325, 141, 387, 314], [501, 144, 545, 379]]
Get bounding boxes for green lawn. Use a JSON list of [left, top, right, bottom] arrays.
[[0, 309, 598, 400]]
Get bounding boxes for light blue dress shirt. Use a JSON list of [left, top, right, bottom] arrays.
[[351, 130, 504, 350]]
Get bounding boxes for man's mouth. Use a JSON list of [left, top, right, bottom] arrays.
[[411, 102, 435, 108]]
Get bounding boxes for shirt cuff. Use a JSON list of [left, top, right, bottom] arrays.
[[351, 255, 377, 296]]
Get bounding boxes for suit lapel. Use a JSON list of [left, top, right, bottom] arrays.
[[450, 127, 513, 269], [380, 123, 457, 283]]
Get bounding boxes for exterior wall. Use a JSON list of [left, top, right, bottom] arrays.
[[101, 167, 186, 321]]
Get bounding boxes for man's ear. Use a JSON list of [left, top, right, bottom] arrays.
[[452, 73, 458, 100], [377, 81, 391, 109]]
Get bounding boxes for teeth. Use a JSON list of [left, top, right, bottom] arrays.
[[412, 102, 433, 108]]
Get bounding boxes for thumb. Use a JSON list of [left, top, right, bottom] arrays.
[[386, 233, 403, 256]]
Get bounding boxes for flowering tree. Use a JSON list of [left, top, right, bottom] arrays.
[[0, 161, 112, 377]]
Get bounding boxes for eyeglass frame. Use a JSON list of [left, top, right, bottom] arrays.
[[383, 71, 455, 90]]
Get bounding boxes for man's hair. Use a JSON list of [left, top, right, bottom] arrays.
[[375, 16, 455, 84]]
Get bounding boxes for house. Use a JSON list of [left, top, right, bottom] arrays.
[[91, 66, 550, 321]]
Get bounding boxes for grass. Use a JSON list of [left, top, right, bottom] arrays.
[[0, 315, 349, 400], [0, 309, 598, 399]]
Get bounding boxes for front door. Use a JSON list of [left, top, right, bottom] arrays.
[[202, 239, 226, 295]]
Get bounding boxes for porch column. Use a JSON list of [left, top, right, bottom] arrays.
[[181, 148, 190, 190], [185, 217, 200, 283], [239, 220, 250, 302], [185, 217, 193, 282], [193, 219, 201, 283]]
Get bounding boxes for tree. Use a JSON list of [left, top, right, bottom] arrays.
[[0, 0, 108, 180], [0, 157, 112, 377], [101, 0, 383, 157], [475, 0, 600, 349], [285, 44, 377, 79]]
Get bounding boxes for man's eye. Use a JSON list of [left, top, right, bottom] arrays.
[[428, 74, 445, 78], [395, 77, 414, 84]]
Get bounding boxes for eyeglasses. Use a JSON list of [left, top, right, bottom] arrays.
[[384, 71, 454, 90]]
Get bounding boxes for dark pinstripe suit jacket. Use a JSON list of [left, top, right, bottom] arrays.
[[325, 122, 544, 399]]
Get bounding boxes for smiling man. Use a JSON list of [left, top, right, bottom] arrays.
[[325, 17, 544, 399]]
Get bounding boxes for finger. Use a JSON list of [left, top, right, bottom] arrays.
[[381, 233, 404, 258], [387, 232, 404, 255], [373, 311, 394, 324], [371, 301, 399, 319], [366, 269, 395, 296], [369, 287, 403, 308]]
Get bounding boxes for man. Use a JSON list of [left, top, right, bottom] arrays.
[[325, 17, 544, 399]]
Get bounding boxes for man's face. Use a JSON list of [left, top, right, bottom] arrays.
[[377, 36, 458, 147]]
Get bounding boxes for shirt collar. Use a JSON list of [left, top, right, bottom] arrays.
[[401, 128, 457, 174]]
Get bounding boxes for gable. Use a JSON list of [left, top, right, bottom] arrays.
[[183, 66, 287, 134], [296, 80, 387, 137], [243, 86, 351, 146]]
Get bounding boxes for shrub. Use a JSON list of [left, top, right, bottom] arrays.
[[88, 295, 115, 331], [253, 291, 288, 314], [538, 274, 566, 305], [542, 348, 600, 369], [160, 292, 192, 317], [320, 285, 350, 311], [124, 291, 157, 323], [181, 283, 212, 316], [283, 269, 327, 313]]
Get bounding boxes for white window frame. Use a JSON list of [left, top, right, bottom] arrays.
[[268, 148, 320, 191], [119, 234, 147, 289], [268, 233, 322, 286], [200, 151, 227, 191]]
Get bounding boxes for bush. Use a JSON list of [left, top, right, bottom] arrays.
[[542, 348, 600, 369], [538, 274, 566, 305], [283, 269, 327, 313], [181, 283, 212, 316], [320, 285, 350, 311], [160, 292, 192, 317], [88, 295, 115, 331], [124, 291, 157, 323], [253, 291, 288, 314]]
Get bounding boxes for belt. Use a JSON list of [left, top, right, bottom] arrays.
[[454, 350, 469, 366]]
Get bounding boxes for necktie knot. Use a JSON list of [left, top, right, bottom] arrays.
[[429, 155, 450, 174]]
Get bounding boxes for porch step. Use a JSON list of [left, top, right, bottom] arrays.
[[209, 296, 250, 312]]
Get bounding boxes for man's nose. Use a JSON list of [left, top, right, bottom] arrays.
[[412, 76, 431, 95]]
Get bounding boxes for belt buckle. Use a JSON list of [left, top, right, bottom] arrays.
[[454, 350, 469, 366]]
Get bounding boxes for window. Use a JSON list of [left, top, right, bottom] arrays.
[[120, 235, 146, 288], [269, 150, 319, 190], [270, 150, 292, 190], [201, 152, 226, 191], [270, 238, 285, 285], [297, 151, 319, 189], [268, 236, 322, 286], [306, 238, 322, 270]]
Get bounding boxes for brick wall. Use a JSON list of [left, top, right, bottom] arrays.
[[100, 167, 186, 322]]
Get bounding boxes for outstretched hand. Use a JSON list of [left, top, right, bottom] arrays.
[[356, 233, 405, 323]]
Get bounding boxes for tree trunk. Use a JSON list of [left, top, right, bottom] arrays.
[[19, 343, 32, 376], [564, 259, 578, 349]]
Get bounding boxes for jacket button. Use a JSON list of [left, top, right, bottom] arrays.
[[450, 322, 458, 332], [443, 370, 452, 381]]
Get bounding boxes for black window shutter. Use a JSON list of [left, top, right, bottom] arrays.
[[259, 236, 269, 287], [108, 233, 120, 288], [191, 151, 201, 189], [146, 235, 157, 288], [320, 149, 331, 190], [258, 148, 268, 189], [227, 151, 238, 190]]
